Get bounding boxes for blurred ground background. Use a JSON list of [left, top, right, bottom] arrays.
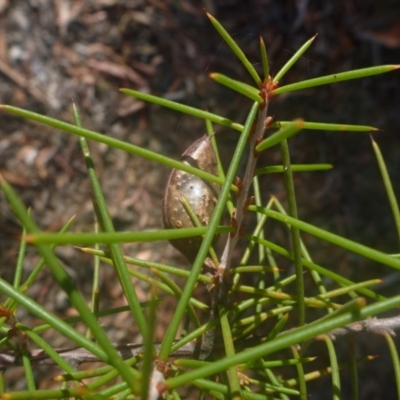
[[0, 0, 400, 398]]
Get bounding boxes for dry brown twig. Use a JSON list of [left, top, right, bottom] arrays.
[[2, 315, 400, 369]]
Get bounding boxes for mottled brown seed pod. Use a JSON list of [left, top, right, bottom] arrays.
[[162, 135, 220, 262]]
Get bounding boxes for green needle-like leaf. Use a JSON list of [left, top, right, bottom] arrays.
[[206, 12, 261, 86], [74, 103, 148, 341], [384, 333, 400, 399], [291, 345, 307, 400], [0, 176, 138, 388], [259, 36, 269, 80], [209, 73, 262, 103], [271, 121, 377, 132], [273, 65, 400, 95], [13, 226, 27, 289], [21, 346, 35, 392], [371, 137, 400, 245], [19, 326, 77, 375], [249, 235, 383, 302], [27, 226, 231, 245], [249, 206, 400, 270], [0, 105, 228, 188], [165, 294, 400, 389], [280, 139, 305, 325], [120, 88, 244, 131], [256, 120, 304, 151], [219, 306, 242, 397], [320, 335, 341, 400], [274, 34, 317, 82], [256, 164, 332, 175]]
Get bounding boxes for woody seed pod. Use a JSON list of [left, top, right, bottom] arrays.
[[162, 135, 220, 262]]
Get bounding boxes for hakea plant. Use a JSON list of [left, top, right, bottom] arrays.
[[1, 11, 400, 400]]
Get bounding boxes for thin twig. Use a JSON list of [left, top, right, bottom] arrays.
[[2, 315, 400, 368], [0, 339, 201, 368], [327, 315, 400, 340]]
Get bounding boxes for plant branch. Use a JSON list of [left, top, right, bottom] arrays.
[[219, 102, 268, 275], [3, 315, 399, 368], [0, 340, 206, 368], [326, 315, 400, 339]]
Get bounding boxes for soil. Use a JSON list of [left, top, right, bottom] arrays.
[[1, 0, 400, 398]]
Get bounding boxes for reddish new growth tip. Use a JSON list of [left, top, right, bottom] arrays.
[[264, 116, 274, 128], [239, 223, 247, 237], [157, 382, 168, 396], [156, 358, 168, 373], [243, 196, 255, 213], [234, 176, 243, 197], [259, 78, 278, 108], [0, 304, 13, 320]]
